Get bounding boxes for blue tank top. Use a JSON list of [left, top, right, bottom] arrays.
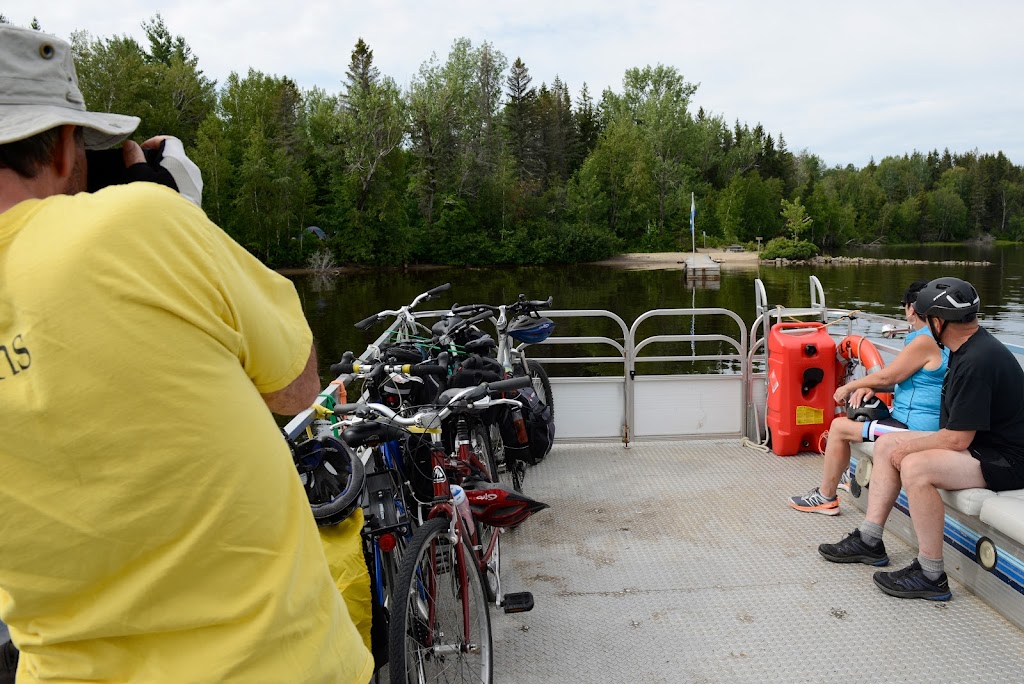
[[890, 326, 949, 431]]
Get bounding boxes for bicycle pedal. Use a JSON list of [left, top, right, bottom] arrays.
[[501, 591, 534, 614]]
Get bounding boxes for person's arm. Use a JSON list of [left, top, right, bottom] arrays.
[[834, 335, 937, 404], [891, 428, 976, 469], [261, 344, 320, 415]]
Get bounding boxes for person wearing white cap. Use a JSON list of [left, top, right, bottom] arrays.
[[0, 24, 372, 684]]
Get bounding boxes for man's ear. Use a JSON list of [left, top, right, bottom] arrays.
[[53, 125, 80, 180]]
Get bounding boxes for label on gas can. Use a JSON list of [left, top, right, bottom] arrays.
[[795, 406, 824, 425], [769, 370, 780, 394]]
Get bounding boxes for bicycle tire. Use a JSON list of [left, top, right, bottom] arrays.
[[469, 418, 499, 484], [525, 359, 555, 418], [388, 517, 492, 684]]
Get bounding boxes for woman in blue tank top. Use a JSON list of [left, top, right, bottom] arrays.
[[789, 280, 949, 515], [889, 326, 948, 431]]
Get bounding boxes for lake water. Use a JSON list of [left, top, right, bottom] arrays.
[[291, 245, 1024, 377]]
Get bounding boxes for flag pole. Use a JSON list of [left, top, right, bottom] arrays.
[[690, 192, 696, 255]]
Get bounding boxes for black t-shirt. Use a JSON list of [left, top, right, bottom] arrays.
[[941, 327, 1024, 463]]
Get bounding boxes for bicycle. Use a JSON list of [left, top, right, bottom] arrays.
[[328, 376, 546, 684], [436, 294, 555, 490], [444, 293, 555, 414], [354, 283, 452, 358]]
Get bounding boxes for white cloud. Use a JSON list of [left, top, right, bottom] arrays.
[[5, 0, 1022, 167]]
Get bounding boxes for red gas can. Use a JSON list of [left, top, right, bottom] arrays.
[[766, 322, 838, 456]]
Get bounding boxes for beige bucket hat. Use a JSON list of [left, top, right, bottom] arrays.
[[0, 24, 139, 149]]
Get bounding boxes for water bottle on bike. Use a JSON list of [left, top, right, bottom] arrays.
[[450, 484, 476, 538]]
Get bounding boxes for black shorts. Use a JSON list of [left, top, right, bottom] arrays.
[[968, 445, 1024, 491]]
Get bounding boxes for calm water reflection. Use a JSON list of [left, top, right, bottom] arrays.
[[291, 245, 1024, 377]]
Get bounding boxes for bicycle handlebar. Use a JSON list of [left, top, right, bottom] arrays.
[[450, 303, 500, 316], [355, 283, 452, 331], [427, 282, 452, 297], [329, 360, 448, 377], [486, 376, 532, 393], [529, 296, 554, 309], [354, 314, 380, 330], [327, 376, 528, 426]]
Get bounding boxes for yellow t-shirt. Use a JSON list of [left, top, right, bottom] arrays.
[[0, 184, 372, 684]]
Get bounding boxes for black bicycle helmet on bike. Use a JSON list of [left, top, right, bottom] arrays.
[[847, 396, 891, 423], [292, 436, 365, 526], [913, 277, 980, 321]]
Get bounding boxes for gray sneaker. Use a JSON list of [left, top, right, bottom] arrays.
[[837, 469, 852, 493], [788, 487, 840, 515]]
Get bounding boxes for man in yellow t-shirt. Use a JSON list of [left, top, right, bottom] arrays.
[[0, 25, 372, 684]]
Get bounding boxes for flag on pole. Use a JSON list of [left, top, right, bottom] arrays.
[[690, 193, 696, 237], [690, 192, 696, 254]]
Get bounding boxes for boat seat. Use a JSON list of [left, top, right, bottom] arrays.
[[980, 497, 1024, 546], [940, 488, 997, 516]]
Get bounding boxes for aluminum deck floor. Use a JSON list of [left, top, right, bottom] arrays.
[[492, 440, 1024, 683]]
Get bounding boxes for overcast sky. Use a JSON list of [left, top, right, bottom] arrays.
[[6, 1, 1022, 168]]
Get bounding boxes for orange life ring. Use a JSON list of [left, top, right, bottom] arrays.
[[836, 335, 893, 407]]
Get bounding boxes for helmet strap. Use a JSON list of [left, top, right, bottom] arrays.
[[926, 316, 946, 349]]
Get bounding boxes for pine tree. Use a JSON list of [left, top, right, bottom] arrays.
[[344, 38, 379, 102], [504, 57, 539, 179], [573, 82, 600, 171]]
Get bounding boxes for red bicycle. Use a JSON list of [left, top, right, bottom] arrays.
[[333, 376, 547, 684]]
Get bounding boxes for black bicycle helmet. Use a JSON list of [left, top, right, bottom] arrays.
[[293, 436, 365, 526], [847, 396, 891, 423], [913, 277, 980, 321]]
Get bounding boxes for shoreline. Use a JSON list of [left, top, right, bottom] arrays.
[[277, 249, 991, 276], [591, 250, 992, 270]]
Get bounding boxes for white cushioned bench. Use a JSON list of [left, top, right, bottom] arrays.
[[980, 496, 1024, 546]]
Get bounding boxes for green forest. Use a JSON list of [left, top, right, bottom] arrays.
[[8, 15, 1024, 267]]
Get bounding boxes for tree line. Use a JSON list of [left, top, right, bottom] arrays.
[[8, 14, 1024, 267]]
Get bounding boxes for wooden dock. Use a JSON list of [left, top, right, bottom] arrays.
[[683, 254, 721, 281]]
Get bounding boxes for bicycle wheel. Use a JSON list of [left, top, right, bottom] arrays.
[[469, 418, 500, 484], [389, 517, 492, 684], [523, 359, 554, 418], [487, 424, 525, 492]]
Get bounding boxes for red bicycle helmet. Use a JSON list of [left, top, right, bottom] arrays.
[[462, 479, 549, 528]]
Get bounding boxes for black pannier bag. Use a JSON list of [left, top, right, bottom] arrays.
[[498, 387, 554, 466], [449, 354, 503, 388]]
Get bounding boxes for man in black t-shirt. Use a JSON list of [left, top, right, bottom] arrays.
[[818, 277, 1024, 601]]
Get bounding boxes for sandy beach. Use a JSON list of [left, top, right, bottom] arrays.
[[594, 248, 761, 270]]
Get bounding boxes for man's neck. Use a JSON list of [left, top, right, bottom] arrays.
[[944, 323, 980, 352], [0, 169, 61, 214]]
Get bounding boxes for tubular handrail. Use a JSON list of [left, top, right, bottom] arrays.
[[628, 308, 749, 442]]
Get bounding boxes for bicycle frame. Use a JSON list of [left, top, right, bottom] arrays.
[[423, 444, 501, 647]]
